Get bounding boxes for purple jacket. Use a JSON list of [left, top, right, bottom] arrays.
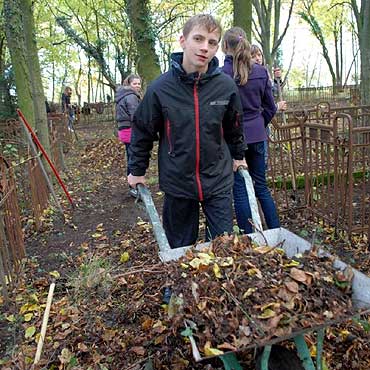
[[222, 55, 277, 144]]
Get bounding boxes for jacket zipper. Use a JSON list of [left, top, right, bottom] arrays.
[[193, 81, 203, 201], [166, 119, 173, 154]]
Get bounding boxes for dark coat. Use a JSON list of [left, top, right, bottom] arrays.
[[222, 55, 277, 144], [115, 87, 141, 130], [129, 52, 244, 201]]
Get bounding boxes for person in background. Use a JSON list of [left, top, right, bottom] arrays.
[[250, 44, 285, 97], [250, 44, 286, 166], [115, 74, 142, 197], [222, 27, 286, 234], [128, 14, 246, 248], [61, 86, 75, 131]]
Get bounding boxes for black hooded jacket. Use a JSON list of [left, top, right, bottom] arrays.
[[115, 86, 141, 130], [129, 52, 244, 201]]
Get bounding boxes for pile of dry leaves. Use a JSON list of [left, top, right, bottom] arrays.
[[163, 233, 358, 358]]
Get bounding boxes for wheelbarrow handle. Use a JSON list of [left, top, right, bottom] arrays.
[[237, 168, 263, 232], [136, 184, 171, 252]]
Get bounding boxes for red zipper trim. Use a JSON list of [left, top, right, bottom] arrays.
[[193, 82, 203, 201], [166, 119, 172, 153]]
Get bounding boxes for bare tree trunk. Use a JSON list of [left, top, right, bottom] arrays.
[[253, 0, 295, 69], [233, 0, 252, 41]]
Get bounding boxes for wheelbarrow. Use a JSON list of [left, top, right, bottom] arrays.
[[136, 169, 370, 370]]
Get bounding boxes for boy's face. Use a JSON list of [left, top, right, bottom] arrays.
[[180, 25, 220, 74]]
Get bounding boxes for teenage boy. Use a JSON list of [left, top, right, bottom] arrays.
[[128, 14, 247, 248]]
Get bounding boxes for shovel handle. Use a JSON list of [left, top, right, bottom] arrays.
[[237, 168, 263, 231], [136, 184, 171, 252]]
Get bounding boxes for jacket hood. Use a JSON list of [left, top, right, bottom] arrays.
[[170, 52, 221, 83], [115, 86, 140, 103]]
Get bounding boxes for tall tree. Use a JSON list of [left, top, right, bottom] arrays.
[[252, 0, 295, 69], [4, 0, 35, 128], [233, 0, 252, 40], [0, 9, 14, 118], [21, 0, 50, 154], [125, 0, 161, 83], [350, 0, 370, 104], [56, 16, 116, 90], [299, 0, 347, 90]]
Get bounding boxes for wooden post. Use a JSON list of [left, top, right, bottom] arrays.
[[33, 282, 55, 365]]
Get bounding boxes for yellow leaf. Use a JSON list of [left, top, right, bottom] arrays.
[[213, 263, 222, 279], [25, 326, 36, 338], [96, 223, 104, 231], [261, 302, 280, 311], [339, 329, 350, 340], [242, 288, 256, 298], [217, 257, 234, 267], [283, 260, 300, 268], [198, 252, 214, 261], [25, 357, 33, 364], [204, 341, 224, 357], [6, 314, 16, 323], [180, 263, 189, 269], [189, 258, 201, 269], [91, 232, 102, 239], [49, 271, 60, 279], [20, 303, 31, 314], [247, 268, 263, 279], [27, 304, 40, 312], [120, 252, 130, 263], [254, 246, 273, 254], [257, 309, 276, 319], [24, 313, 33, 322], [29, 293, 39, 302]]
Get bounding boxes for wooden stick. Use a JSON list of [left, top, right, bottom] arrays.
[[34, 282, 55, 365]]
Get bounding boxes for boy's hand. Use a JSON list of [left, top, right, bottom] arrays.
[[233, 159, 248, 172], [128, 174, 146, 188]]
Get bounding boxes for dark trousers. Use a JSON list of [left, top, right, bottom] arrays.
[[233, 141, 280, 234], [125, 143, 132, 176], [162, 191, 233, 248]]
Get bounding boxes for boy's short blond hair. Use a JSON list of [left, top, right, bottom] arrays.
[[182, 14, 222, 41]]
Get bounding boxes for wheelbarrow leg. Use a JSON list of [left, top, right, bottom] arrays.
[[259, 345, 272, 370], [316, 328, 325, 370], [293, 334, 316, 370], [220, 352, 243, 370]]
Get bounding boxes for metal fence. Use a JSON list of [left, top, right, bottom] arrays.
[[283, 85, 361, 108], [0, 115, 76, 299], [0, 156, 24, 301], [268, 103, 370, 239]]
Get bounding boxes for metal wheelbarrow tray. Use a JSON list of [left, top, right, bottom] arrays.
[[136, 170, 370, 370]]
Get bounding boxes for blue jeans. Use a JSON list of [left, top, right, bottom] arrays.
[[264, 126, 270, 166], [233, 141, 280, 234]]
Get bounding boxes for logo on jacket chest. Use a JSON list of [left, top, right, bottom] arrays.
[[209, 100, 229, 106]]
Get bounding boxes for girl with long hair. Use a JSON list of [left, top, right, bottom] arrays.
[[222, 27, 284, 233]]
